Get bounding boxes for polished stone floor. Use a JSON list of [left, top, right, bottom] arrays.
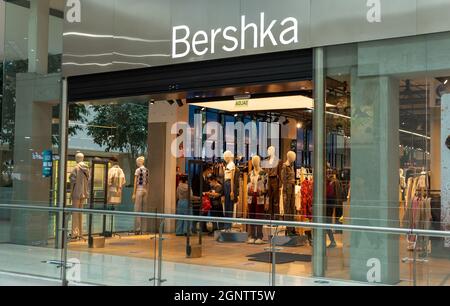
[[0, 243, 366, 286]]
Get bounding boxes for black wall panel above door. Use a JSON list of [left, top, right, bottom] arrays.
[[67, 49, 313, 102]]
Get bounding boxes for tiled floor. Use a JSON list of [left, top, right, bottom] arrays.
[[0, 243, 365, 286], [0, 233, 449, 286]]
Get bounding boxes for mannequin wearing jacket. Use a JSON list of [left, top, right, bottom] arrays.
[[326, 171, 343, 248], [107, 158, 126, 205], [70, 152, 90, 238], [247, 155, 267, 244], [264, 146, 282, 219]]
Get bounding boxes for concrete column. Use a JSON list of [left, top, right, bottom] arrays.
[[313, 47, 327, 277], [28, 0, 49, 74], [349, 70, 400, 284], [441, 95, 450, 248], [146, 122, 167, 232], [10, 73, 60, 245]]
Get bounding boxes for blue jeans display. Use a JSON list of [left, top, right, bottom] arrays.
[[223, 180, 234, 230], [176, 199, 192, 235]]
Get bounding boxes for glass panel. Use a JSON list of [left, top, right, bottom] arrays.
[[0, 207, 63, 284], [65, 210, 158, 286], [0, 1, 63, 284], [159, 213, 273, 286], [324, 33, 450, 285]]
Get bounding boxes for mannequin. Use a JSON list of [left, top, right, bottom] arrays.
[[108, 157, 126, 205], [132, 156, 149, 234], [69, 152, 90, 238], [247, 155, 267, 244], [281, 151, 297, 236], [223, 151, 235, 230], [264, 146, 281, 219]]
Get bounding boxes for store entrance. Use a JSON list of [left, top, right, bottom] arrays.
[[63, 48, 332, 283], [64, 77, 330, 279]]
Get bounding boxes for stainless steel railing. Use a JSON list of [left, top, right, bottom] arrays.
[[0, 203, 449, 286], [0, 203, 449, 238]]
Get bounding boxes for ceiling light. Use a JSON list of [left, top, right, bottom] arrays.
[[445, 79, 448, 85], [201, 107, 206, 111], [150, 99, 155, 105], [297, 122, 303, 129], [234, 114, 238, 117]]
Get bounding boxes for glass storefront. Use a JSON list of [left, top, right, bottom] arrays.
[[0, 0, 449, 286]]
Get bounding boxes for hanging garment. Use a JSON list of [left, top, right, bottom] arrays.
[[301, 179, 313, 220], [295, 184, 301, 211]]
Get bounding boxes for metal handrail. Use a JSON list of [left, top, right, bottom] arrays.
[[1, 203, 450, 238]]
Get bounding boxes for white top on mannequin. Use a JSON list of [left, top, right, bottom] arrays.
[[133, 157, 148, 202], [223, 151, 235, 181]]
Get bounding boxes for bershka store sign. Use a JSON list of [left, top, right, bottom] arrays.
[[63, 0, 450, 77], [172, 12, 298, 59]]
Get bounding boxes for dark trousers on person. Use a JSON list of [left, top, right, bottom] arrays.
[[283, 184, 296, 235], [223, 180, 233, 230], [326, 198, 337, 243], [210, 203, 224, 231], [267, 177, 280, 219], [248, 194, 265, 240], [192, 203, 207, 234]]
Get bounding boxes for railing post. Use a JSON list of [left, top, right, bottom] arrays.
[[60, 212, 69, 286], [157, 219, 166, 286]]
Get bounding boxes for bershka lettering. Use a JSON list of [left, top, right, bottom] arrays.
[[172, 12, 299, 59]]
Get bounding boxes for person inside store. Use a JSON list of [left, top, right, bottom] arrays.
[[192, 166, 213, 233], [206, 175, 224, 233], [326, 168, 343, 248], [176, 175, 199, 236], [176, 166, 182, 190], [281, 151, 297, 236]]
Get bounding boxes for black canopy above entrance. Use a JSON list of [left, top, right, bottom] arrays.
[[67, 49, 313, 102]]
